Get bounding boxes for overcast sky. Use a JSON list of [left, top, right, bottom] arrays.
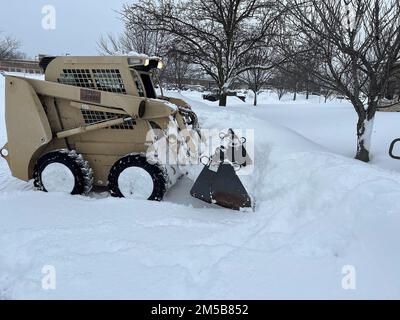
[[0, 0, 127, 58]]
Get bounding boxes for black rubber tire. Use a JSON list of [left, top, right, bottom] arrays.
[[108, 154, 167, 201], [33, 150, 93, 195]]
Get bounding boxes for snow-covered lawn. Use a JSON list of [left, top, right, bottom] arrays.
[[1, 74, 400, 299]]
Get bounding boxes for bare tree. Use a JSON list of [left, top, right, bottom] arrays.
[[322, 89, 335, 103], [284, 0, 400, 162], [98, 20, 170, 56], [279, 62, 302, 100], [125, 0, 282, 107], [98, 6, 191, 92], [240, 67, 270, 106], [0, 33, 23, 60], [239, 47, 276, 106], [162, 46, 191, 90], [274, 87, 288, 100], [98, 34, 122, 55]]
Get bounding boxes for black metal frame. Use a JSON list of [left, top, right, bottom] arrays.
[[190, 129, 253, 211], [389, 139, 400, 160]]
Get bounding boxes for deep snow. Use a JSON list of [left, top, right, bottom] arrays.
[[1, 74, 400, 299]]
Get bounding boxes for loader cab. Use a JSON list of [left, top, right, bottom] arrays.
[[41, 55, 164, 99]]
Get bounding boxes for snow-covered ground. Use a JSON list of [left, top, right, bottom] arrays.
[[1, 74, 400, 299]]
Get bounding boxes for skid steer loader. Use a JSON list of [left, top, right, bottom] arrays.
[[0, 55, 252, 210]]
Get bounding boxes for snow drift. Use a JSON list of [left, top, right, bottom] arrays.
[[1, 75, 400, 299]]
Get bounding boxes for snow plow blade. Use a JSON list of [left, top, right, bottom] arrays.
[[190, 166, 217, 204], [211, 163, 252, 210], [190, 162, 252, 211], [190, 129, 253, 211]]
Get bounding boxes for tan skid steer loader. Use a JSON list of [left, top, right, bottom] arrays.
[[0, 55, 252, 210]]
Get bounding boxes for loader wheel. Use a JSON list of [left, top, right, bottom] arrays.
[[108, 154, 167, 201], [33, 150, 93, 195]]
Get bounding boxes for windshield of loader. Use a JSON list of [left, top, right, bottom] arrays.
[[130, 58, 164, 99], [131, 69, 157, 99]]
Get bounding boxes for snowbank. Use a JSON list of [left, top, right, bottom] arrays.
[[1, 76, 400, 299]]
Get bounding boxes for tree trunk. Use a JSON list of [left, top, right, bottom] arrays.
[[354, 98, 377, 162], [219, 93, 227, 107], [355, 114, 375, 163], [253, 92, 257, 106]]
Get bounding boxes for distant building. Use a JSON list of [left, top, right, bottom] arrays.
[[384, 63, 400, 98], [164, 76, 217, 89], [0, 56, 43, 74], [379, 62, 400, 111]]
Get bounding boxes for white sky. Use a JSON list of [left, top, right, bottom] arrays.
[[0, 0, 127, 58]]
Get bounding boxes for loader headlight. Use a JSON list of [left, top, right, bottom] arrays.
[[0, 148, 9, 158], [157, 61, 164, 70], [144, 58, 150, 67]]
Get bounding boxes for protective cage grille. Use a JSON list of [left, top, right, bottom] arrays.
[[58, 69, 127, 94], [81, 110, 135, 130], [92, 69, 126, 94], [58, 69, 95, 88]]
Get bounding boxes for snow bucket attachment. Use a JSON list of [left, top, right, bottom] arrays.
[[190, 129, 253, 211]]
